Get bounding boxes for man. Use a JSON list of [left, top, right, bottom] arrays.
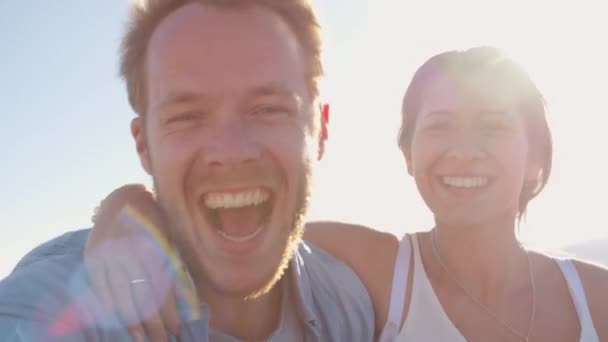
[[0, 1, 374, 341]]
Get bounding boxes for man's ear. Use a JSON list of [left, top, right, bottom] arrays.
[[317, 103, 330, 161], [131, 117, 152, 175], [401, 144, 414, 176]]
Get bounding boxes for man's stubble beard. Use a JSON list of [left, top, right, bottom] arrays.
[[152, 161, 313, 301]]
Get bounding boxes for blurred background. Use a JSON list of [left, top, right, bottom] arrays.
[[1, 0, 607, 278]]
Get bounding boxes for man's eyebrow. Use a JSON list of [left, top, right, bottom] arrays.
[[153, 84, 303, 113], [154, 91, 207, 111], [247, 83, 302, 103]]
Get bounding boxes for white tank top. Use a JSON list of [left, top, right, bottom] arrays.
[[379, 234, 600, 342]]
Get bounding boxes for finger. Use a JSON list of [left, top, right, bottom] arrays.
[[107, 267, 144, 331], [88, 265, 114, 314], [173, 269, 201, 322], [139, 242, 179, 338], [160, 283, 181, 336], [124, 249, 170, 342], [84, 251, 116, 316], [137, 301, 169, 342], [130, 278, 168, 342], [128, 327, 147, 342], [126, 234, 182, 337]]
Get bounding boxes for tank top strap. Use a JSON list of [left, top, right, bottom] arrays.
[[378, 234, 412, 342], [556, 259, 600, 342]]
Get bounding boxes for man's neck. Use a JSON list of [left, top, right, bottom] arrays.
[[202, 280, 284, 340]]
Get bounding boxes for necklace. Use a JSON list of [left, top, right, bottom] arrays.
[[430, 229, 536, 341]]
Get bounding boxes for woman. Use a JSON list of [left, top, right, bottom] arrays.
[[307, 46, 607, 341], [88, 46, 607, 341]]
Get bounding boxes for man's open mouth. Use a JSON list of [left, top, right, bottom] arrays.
[[201, 188, 273, 243]]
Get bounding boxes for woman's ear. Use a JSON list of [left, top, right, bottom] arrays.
[[525, 149, 545, 193]]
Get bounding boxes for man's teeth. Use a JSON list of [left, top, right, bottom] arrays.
[[218, 225, 264, 242], [204, 188, 270, 209], [442, 176, 489, 188]]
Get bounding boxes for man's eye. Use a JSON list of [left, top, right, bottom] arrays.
[[252, 106, 289, 117], [167, 112, 201, 123]]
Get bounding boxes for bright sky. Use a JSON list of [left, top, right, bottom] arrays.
[[1, 0, 607, 278]]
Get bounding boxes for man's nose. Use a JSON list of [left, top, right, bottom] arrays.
[[203, 119, 261, 168]]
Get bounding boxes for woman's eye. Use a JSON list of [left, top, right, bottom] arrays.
[[485, 123, 506, 130], [482, 120, 510, 132], [424, 121, 451, 131]]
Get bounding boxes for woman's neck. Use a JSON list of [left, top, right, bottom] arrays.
[[427, 216, 531, 304]]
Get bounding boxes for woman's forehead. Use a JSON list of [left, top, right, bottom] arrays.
[[420, 71, 522, 114]]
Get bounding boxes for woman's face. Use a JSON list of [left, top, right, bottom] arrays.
[[403, 71, 539, 227]]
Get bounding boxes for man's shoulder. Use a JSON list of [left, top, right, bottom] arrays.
[[298, 242, 373, 309], [298, 241, 370, 290], [13, 228, 91, 271], [295, 241, 375, 341], [1, 229, 90, 317], [0, 228, 134, 341]]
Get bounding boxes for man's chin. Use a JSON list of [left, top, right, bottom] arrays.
[[207, 261, 289, 300], [245, 245, 296, 300]]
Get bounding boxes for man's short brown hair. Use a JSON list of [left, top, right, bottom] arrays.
[[120, 0, 323, 116]]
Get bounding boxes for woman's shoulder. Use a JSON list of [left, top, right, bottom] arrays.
[[569, 257, 608, 282], [532, 250, 608, 284], [570, 259, 608, 339], [534, 251, 607, 339], [531, 250, 608, 292]]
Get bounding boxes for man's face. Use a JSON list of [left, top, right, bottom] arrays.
[[131, 3, 324, 298]]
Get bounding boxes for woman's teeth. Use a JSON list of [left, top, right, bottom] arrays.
[[442, 176, 489, 188]]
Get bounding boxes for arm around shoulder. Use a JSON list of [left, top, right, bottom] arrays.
[[304, 221, 400, 334], [304, 221, 399, 274]]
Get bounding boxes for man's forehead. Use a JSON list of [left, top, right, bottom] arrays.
[[146, 3, 302, 64], [145, 2, 310, 105]]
